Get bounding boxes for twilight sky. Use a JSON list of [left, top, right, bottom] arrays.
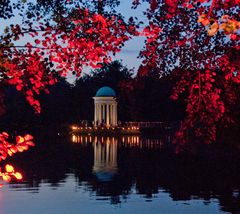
[[114, 1, 148, 72]]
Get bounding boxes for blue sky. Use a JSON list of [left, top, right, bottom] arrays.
[[114, 1, 148, 71]]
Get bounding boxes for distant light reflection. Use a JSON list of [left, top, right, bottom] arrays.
[[71, 135, 164, 149], [71, 135, 164, 182]]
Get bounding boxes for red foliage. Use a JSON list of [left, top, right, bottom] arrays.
[[171, 48, 239, 149], [135, 0, 240, 148], [0, 132, 35, 185], [1, 9, 137, 113]]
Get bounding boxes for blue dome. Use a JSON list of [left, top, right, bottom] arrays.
[[95, 86, 116, 97]]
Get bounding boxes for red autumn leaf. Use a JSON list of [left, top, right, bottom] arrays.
[[26, 141, 35, 147], [16, 136, 24, 144], [24, 134, 33, 141], [5, 164, 14, 173], [34, 39, 41, 44], [14, 172, 22, 180], [150, 0, 158, 11]]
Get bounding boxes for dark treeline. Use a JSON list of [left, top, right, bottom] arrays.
[[1, 60, 240, 147], [0, 61, 186, 127]]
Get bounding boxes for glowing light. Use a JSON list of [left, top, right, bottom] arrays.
[[72, 135, 77, 143], [72, 126, 78, 130], [2, 175, 11, 182], [5, 165, 14, 173], [14, 172, 22, 180]]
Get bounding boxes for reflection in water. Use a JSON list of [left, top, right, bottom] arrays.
[[2, 133, 240, 214], [72, 134, 164, 149], [93, 137, 118, 182]]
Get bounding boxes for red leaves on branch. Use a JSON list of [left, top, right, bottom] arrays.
[[0, 132, 35, 185], [172, 51, 239, 149], [140, 24, 162, 70], [40, 10, 136, 78], [136, 0, 240, 148], [0, 164, 23, 183], [0, 132, 34, 160], [4, 51, 56, 113], [165, 0, 178, 18], [150, 0, 158, 11]]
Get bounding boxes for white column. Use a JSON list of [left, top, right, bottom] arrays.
[[109, 105, 111, 125], [94, 102, 97, 123], [102, 104, 106, 123], [115, 103, 117, 125], [112, 105, 115, 126], [97, 103, 100, 125], [104, 104, 107, 124], [111, 105, 113, 126], [99, 103, 102, 124], [106, 104, 110, 126], [112, 103, 117, 126]]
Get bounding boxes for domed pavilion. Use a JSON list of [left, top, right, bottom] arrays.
[[93, 86, 117, 127]]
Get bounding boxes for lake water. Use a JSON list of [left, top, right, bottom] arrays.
[[1, 133, 239, 214]]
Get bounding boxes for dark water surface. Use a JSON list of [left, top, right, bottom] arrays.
[[1, 132, 240, 214]]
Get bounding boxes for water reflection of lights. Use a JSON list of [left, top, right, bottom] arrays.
[[71, 135, 91, 145], [71, 134, 165, 181], [71, 135, 164, 149]]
